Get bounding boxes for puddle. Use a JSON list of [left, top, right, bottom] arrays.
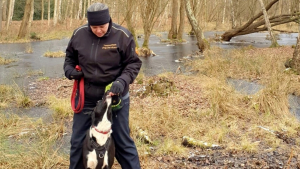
[[228, 78, 300, 120], [227, 78, 264, 95], [288, 95, 300, 120]]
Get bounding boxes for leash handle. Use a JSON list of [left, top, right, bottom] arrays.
[[71, 65, 84, 113], [75, 65, 82, 71]]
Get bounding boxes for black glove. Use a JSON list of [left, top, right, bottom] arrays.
[[110, 81, 124, 95], [69, 68, 83, 80]]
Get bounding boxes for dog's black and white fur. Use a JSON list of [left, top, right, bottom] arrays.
[[83, 95, 115, 169]]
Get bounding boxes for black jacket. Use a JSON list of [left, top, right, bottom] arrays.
[[64, 20, 142, 103]]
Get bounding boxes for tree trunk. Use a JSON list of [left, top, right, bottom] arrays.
[[222, 0, 226, 24], [64, 0, 70, 22], [58, 0, 61, 21], [142, 26, 151, 48], [125, 0, 138, 48], [2, 0, 6, 21], [177, 0, 185, 40], [139, 0, 168, 49], [258, 0, 279, 47], [41, 0, 44, 20], [77, 0, 82, 19], [48, 0, 50, 26], [83, 0, 86, 19], [168, 0, 178, 39], [290, 36, 300, 74], [18, 0, 34, 39], [229, 0, 236, 29], [184, 0, 205, 52], [221, 0, 299, 41], [28, 0, 34, 28], [0, 0, 2, 32], [6, 0, 15, 30], [53, 0, 58, 26], [289, 2, 300, 74], [69, 0, 74, 27]]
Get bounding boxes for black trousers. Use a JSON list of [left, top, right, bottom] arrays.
[[69, 95, 141, 169]]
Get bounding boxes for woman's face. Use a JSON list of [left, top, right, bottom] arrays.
[[90, 23, 109, 37]]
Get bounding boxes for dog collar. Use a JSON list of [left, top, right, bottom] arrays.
[[93, 126, 111, 134]]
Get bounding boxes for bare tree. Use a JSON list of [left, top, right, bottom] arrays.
[[48, 0, 51, 26], [258, 0, 279, 47], [64, 0, 70, 22], [184, 0, 205, 52], [77, 0, 83, 19], [289, 0, 300, 73], [2, 0, 6, 21], [229, 0, 237, 28], [0, 0, 2, 32], [58, 0, 62, 21], [6, 0, 15, 30], [69, 0, 74, 27], [221, 0, 300, 41], [177, 0, 185, 40], [41, 0, 44, 20], [18, 0, 34, 38], [53, 0, 58, 26], [125, 0, 139, 47], [222, 0, 227, 24], [28, 0, 34, 27], [168, 0, 178, 39], [83, 0, 87, 19], [139, 0, 169, 48]]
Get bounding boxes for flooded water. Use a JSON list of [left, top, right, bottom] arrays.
[[0, 32, 298, 86]]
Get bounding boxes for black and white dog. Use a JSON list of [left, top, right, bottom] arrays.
[[83, 95, 115, 169]]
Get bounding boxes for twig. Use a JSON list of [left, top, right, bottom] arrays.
[[286, 148, 293, 169]]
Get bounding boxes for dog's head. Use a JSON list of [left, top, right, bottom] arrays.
[[92, 95, 113, 127]]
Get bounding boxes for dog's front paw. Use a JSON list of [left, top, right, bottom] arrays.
[[87, 160, 97, 169], [87, 150, 98, 169]]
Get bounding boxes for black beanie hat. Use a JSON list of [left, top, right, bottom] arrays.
[[87, 8, 110, 26]]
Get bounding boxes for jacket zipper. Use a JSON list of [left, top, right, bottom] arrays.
[[94, 39, 100, 77]]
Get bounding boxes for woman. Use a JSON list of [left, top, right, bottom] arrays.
[[64, 2, 142, 169]]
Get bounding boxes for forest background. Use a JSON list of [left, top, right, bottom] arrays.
[[1, 0, 300, 168]]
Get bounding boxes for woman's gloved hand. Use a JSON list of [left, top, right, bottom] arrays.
[[110, 81, 124, 95], [69, 68, 83, 80]]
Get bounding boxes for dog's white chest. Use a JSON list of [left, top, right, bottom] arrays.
[[86, 150, 109, 169]]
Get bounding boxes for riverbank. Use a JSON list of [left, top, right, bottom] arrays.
[[1, 46, 299, 168]]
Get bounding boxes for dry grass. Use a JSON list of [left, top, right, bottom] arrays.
[[0, 55, 16, 65], [43, 50, 66, 58], [0, 84, 32, 108], [0, 113, 68, 168], [0, 20, 85, 43], [127, 46, 300, 167], [47, 95, 73, 120]]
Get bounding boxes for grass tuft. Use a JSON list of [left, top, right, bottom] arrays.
[[0, 84, 32, 108], [44, 50, 66, 58], [47, 95, 73, 120], [0, 56, 16, 65], [0, 113, 68, 168]]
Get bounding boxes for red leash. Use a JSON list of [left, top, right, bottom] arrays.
[[71, 65, 85, 113]]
